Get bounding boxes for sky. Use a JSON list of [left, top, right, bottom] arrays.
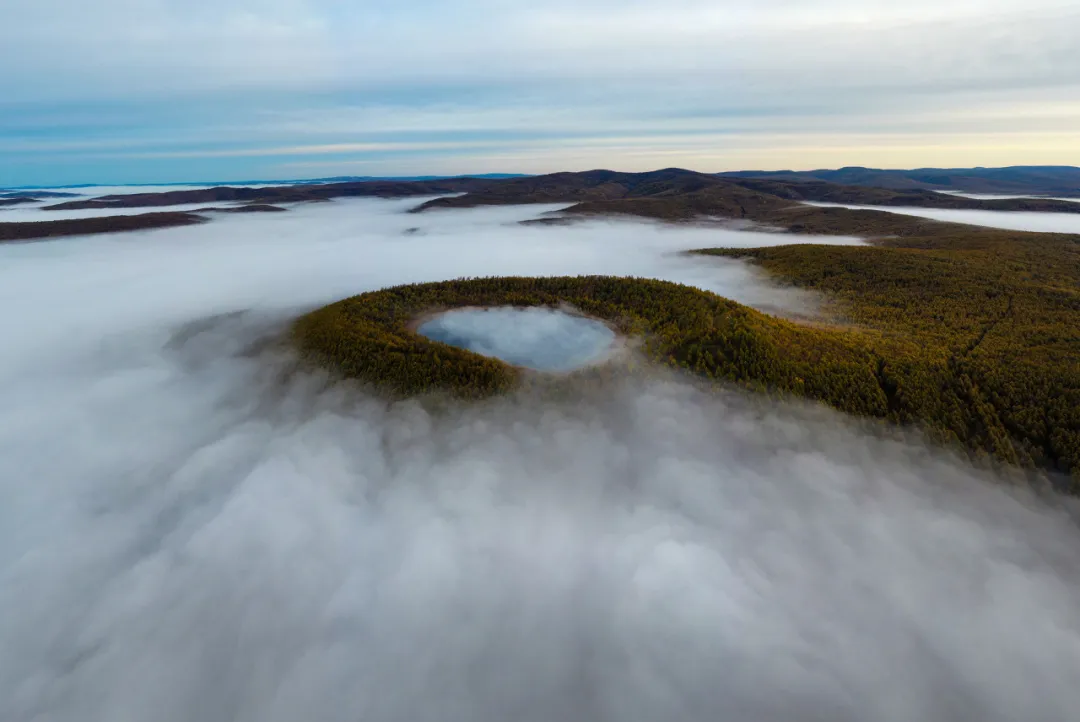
[[2, 0, 1079, 186]]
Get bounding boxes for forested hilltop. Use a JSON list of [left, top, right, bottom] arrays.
[[408, 168, 1080, 228], [296, 272, 1079, 490], [695, 233, 1079, 487]]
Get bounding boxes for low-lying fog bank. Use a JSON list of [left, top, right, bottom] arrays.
[[2, 196, 1078, 721], [0, 201, 250, 223], [939, 191, 1080, 202], [0, 183, 295, 222], [804, 201, 1080, 234]]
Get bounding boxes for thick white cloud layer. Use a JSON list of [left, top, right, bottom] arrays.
[[942, 192, 1080, 202], [2, 199, 1079, 721], [805, 201, 1080, 234]]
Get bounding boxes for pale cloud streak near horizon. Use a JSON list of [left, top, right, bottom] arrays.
[[1, 0, 1078, 185]]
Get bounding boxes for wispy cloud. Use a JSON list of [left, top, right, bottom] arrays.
[[118, 140, 515, 160], [2, 0, 1078, 184]]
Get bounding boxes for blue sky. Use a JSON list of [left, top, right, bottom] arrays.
[[2, 0, 1079, 186]]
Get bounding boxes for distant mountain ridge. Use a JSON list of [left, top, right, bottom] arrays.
[[11, 167, 1080, 196], [717, 166, 1080, 196], [39, 168, 1080, 234]]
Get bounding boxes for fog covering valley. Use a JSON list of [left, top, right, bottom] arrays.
[[0, 183, 285, 222], [0, 201, 253, 222], [941, 191, 1080, 202], [804, 201, 1080, 234], [3, 195, 1080, 721]]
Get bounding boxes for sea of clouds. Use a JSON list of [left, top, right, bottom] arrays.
[[2, 196, 1079, 722]]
